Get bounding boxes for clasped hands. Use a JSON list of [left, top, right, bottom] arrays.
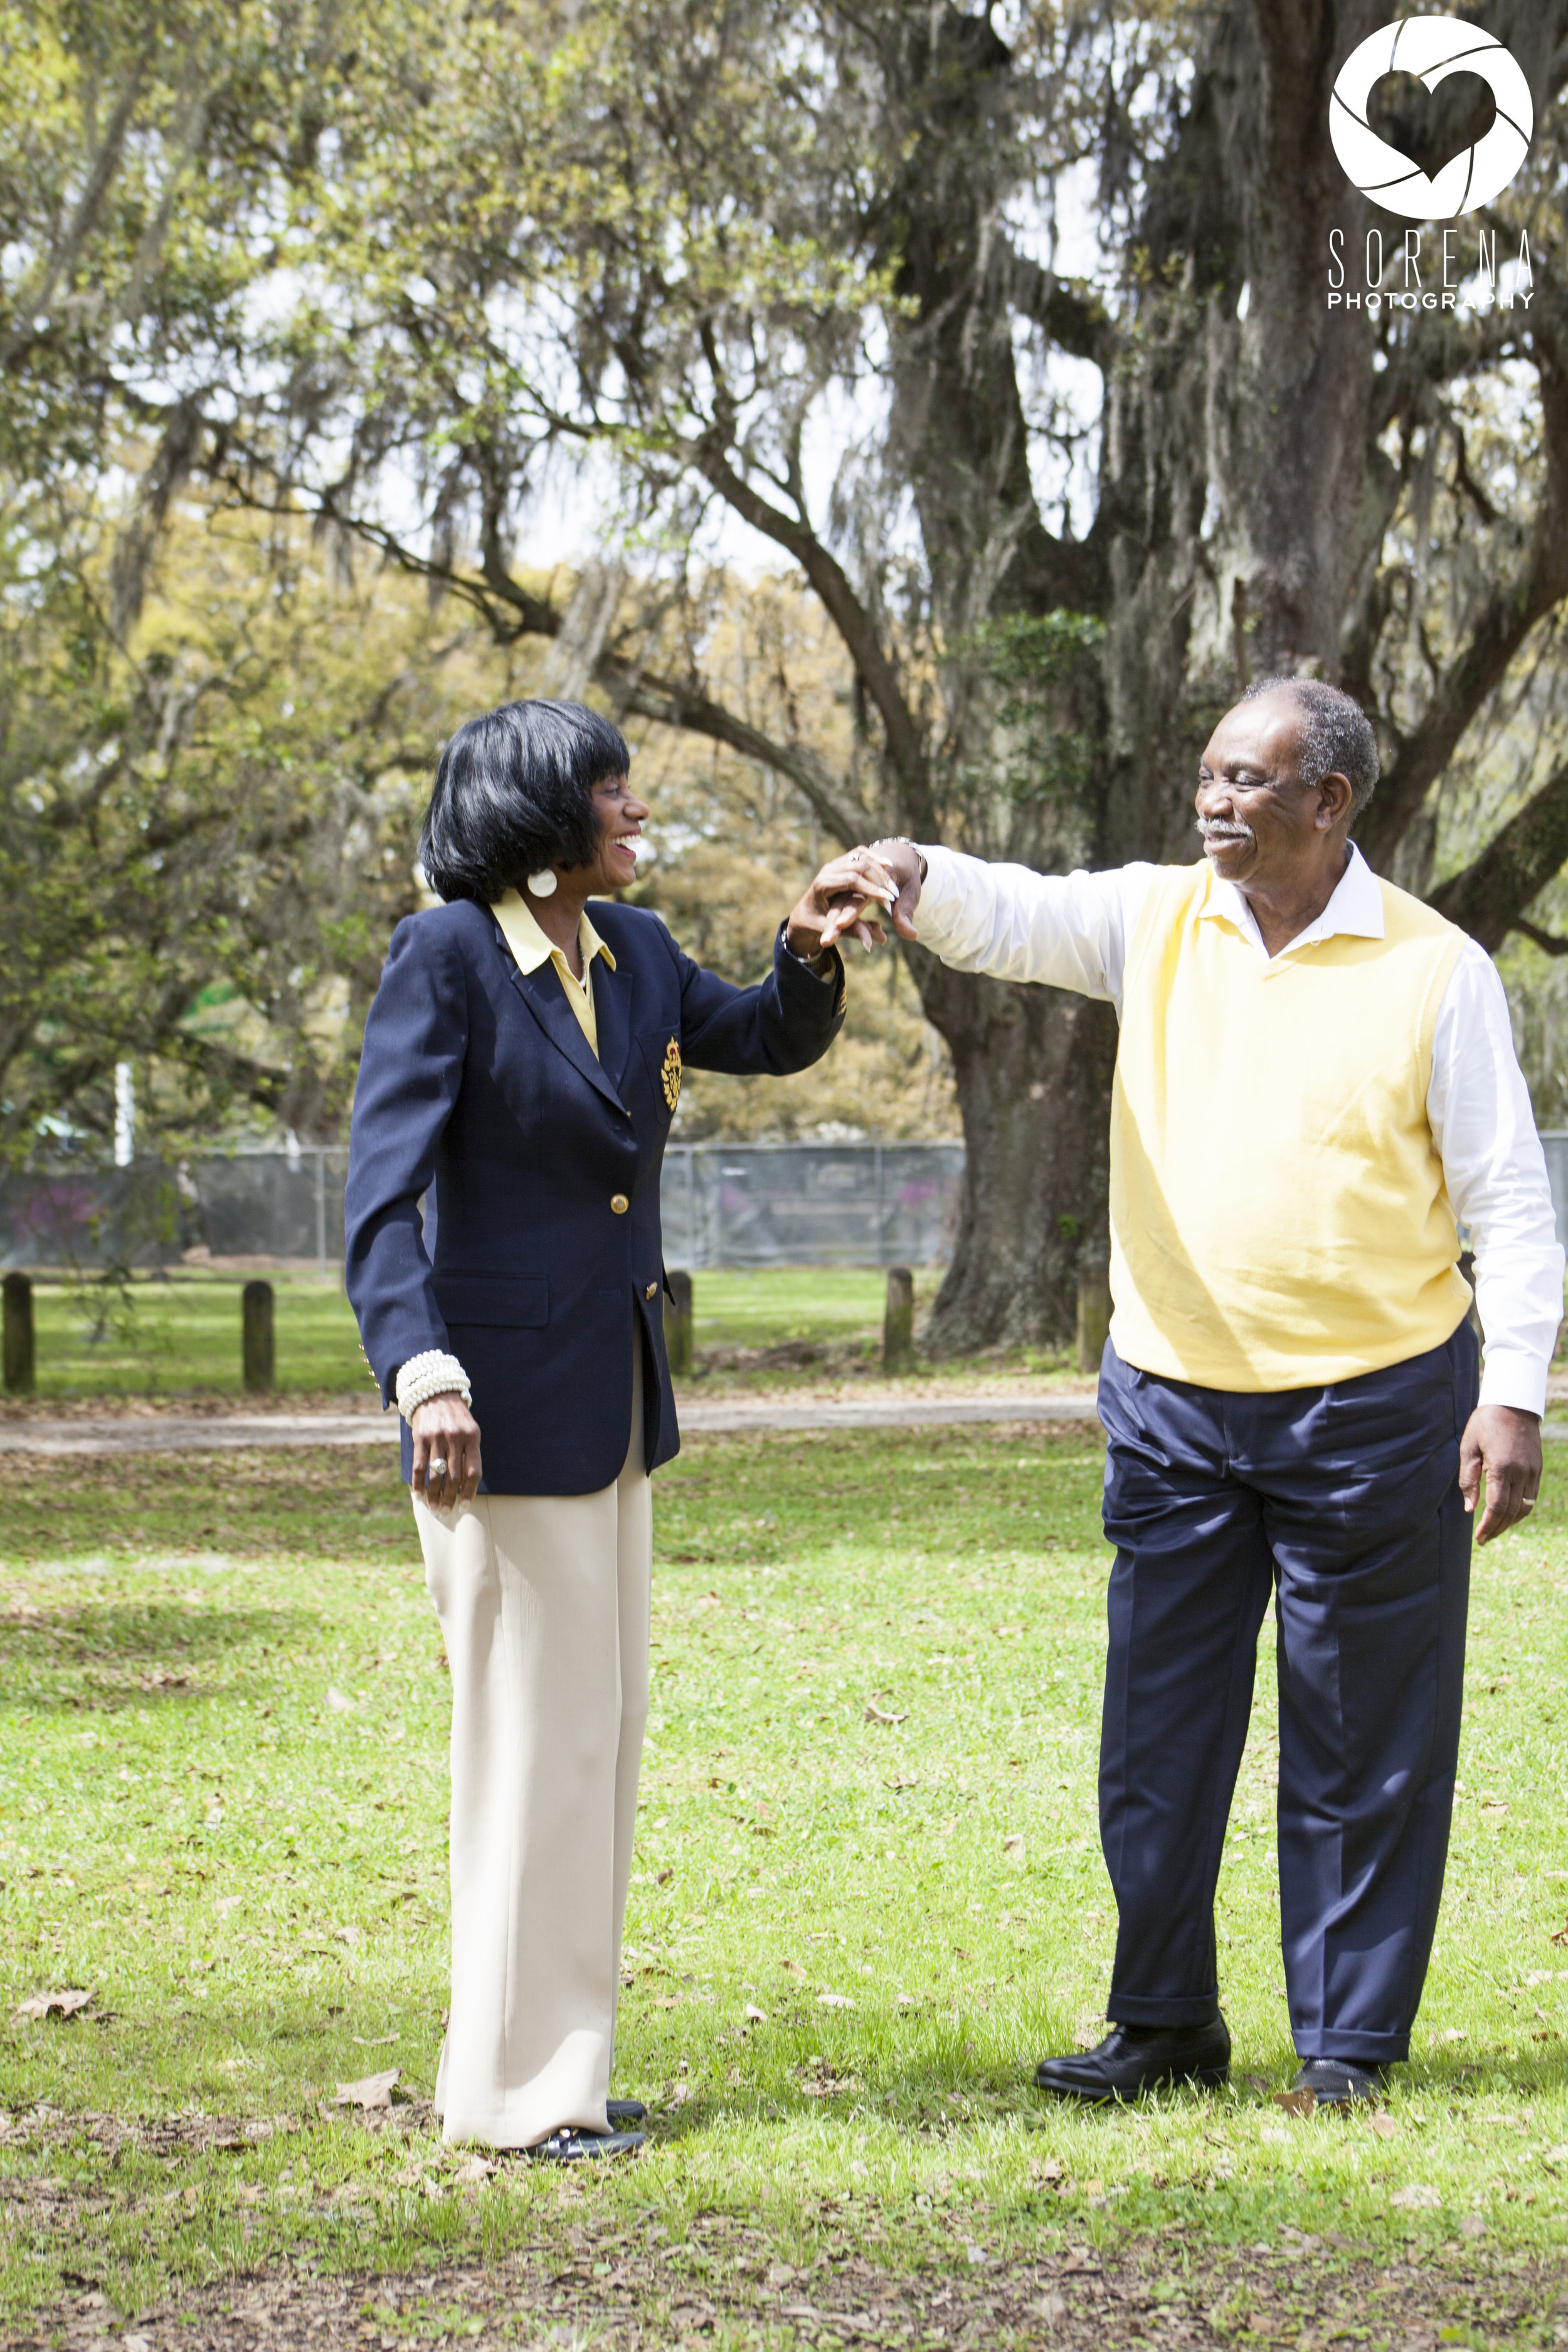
[[787, 842, 925, 962]]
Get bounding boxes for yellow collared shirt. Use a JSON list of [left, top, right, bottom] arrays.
[[490, 890, 618, 1061]]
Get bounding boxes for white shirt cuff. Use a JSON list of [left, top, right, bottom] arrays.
[[1477, 1344, 1548, 1418], [914, 844, 964, 945]]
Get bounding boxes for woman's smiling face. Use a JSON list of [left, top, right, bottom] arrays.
[[583, 771, 648, 893]]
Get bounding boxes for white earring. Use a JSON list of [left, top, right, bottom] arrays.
[[527, 869, 558, 898]]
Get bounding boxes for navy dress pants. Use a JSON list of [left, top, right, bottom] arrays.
[[1096, 1322, 1478, 2065]]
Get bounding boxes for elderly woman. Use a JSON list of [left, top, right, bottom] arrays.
[[345, 697, 871, 2159]]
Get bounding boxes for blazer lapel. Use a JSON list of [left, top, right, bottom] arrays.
[[503, 952, 628, 1116], [594, 953, 634, 1098]]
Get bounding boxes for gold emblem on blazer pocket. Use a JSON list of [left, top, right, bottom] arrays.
[[661, 1036, 682, 1112]]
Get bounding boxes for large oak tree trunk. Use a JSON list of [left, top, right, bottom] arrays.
[[917, 960, 1119, 1354]]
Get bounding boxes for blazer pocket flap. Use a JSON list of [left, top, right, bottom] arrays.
[[434, 1273, 548, 1328]]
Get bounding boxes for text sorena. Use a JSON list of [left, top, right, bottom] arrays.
[[1325, 226, 1534, 313]]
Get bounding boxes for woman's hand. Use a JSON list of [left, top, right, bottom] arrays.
[[787, 848, 900, 961], [410, 1391, 484, 1508]]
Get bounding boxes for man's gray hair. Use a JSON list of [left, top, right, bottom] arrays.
[[1242, 676, 1379, 817]]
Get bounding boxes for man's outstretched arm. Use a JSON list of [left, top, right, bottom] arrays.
[[821, 838, 1157, 1011]]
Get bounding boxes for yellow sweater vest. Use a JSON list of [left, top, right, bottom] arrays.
[[1108, 862, 1471, 1392]]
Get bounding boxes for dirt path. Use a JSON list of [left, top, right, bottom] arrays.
[[5, 1380, 1568, 1455], [0, 1393, 1102, 1454]]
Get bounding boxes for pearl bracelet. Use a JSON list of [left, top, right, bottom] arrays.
[[395, 1350, 473, 1424]]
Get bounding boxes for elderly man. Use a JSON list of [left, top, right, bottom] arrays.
[[835, 679, 1563, 2106]]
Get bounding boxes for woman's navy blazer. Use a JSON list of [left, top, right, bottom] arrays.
[[344, 897, 845, 1495]]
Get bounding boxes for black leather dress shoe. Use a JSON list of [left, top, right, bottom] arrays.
[[528, 2126, 646, 2161], [1291, 2057, 1385, 2106], [1034, 2015, 1231, 2102], [607, 2097, 647, 2125]]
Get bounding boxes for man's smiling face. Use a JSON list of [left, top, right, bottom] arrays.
[[1194, 691, 1335, 895]]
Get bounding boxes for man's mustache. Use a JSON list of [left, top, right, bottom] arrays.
[[1197, 817, 1254, 845]]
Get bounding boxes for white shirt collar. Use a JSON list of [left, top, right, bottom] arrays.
[[1197, 839, 1383, 957]]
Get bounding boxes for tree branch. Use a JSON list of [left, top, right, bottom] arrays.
[[1426, 753, 1568, 950], [685, 439, 927, 801], [1360, 346, 1568, 870], [1510, 916, 1568, 956], [226, 479, 877, 846], [608, 659, 873, 846]]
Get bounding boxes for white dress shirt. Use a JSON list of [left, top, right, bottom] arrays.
[[914, 840, 1564, 1415]]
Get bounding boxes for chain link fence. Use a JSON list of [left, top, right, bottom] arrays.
[[11, 1130, 1565, 1277], [0, 1141, 967, 1273]]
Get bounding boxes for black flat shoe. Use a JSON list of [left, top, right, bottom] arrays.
[[1291, 2058, 1385, 2106], [1034, 2015, 1231, 2103], [607, 2098, 647, 2124], [528, 2126, 646, 2162]]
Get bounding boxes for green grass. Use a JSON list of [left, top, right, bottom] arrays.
[[2, 1428, 1567, 2336], [15, 1273, 373, 1399], [691, 1266, 909, 1348], [5, 1265, 1076, 1402]]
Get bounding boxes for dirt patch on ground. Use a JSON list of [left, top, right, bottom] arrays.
[[9, 2218, 1567, 2349]]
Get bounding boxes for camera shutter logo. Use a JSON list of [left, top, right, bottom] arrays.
[[1330, 17, 1532, 219]]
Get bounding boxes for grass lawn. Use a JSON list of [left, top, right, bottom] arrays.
[[1, 1426, 1567, 2343], [4, 1266, 1083, 1405], [14, 1274, 373, 1401]]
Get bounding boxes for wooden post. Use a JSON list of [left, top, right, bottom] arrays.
[[242, 1279, 275, 1393], [884, 1263, 915, 1371], [665, 1268, 694, 1376], [1076, 1251, 1111, 1374], [3, 1272, 34, 1397]]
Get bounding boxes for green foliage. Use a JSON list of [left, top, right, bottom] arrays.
[[958, 610, 1108, 831], [0, 507, 490, 1156]]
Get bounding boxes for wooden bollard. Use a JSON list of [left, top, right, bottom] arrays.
[[1076, 1252, 1111, 1374], [3, 1271, 34, 1396], [884, 1263, 915, 1371], [242, 1279, 275, 1393], [664, 1268, 694, 1376]]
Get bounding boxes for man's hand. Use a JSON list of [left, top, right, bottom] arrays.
[[410, 1391, 484, 1509], [787, 849, 898, 961], [1459, 1404, 1542, 1544]]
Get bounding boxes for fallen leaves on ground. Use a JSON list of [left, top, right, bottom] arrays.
[[1272, 2086, 1316, 2117], [5, 2202, 1567, 2350], [13, 1989, 90, 2023], [334, 2070, 401, 2112]]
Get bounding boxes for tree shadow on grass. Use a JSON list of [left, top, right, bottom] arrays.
[[0, 1595, 302, 1713]]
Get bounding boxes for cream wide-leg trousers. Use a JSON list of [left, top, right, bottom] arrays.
[[413, 1356, 651, 2148]]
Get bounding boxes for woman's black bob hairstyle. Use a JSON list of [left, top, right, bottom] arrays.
[[418, 699, 631, 904]]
